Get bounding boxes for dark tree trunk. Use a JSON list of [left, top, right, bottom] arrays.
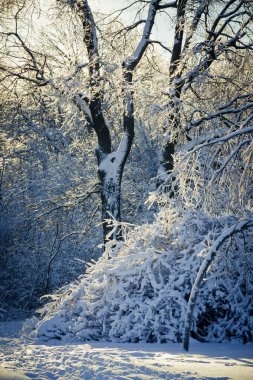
[[76, 0, 159, 243], [97, 160, 123, 241], [97, 67, 135, 242], [159, 0, 187, 183]]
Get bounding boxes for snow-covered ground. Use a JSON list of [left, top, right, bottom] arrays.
[[0, 319, 253, 379]]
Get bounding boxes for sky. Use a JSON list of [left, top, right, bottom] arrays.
[[90, 0, 175, 53], [0, 0, 175, 60]]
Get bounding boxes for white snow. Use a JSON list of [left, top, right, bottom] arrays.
[[98, 133, 129, 178], [0, 320, 253, 379]]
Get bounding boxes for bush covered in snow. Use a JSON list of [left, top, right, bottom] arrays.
[[25, 202, 253, 344]]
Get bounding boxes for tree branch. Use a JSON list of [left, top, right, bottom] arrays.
[[183, 218, 253, 351]]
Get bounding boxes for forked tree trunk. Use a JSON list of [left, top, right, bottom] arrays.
[[75, 0, 160, 243]]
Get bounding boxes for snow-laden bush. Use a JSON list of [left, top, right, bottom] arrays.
[[25, 204, 253, 343]]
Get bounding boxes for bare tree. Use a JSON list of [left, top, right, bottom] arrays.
[[0, 0, 166, 243], [73, 0, 161, 241], [158, 0, 253, 183]]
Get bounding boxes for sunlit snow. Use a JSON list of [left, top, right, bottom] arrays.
[[0, 320, 252, 380]]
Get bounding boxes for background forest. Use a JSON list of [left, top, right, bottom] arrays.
[[0, 0, 252, 349]]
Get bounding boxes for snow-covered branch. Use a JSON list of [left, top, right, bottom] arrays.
[[185, 125, 253, 156], [123, 0, 161, 70], [157, 1, 177, 9], [189, 101, 253, 128], [183, 218, 253, 351]]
